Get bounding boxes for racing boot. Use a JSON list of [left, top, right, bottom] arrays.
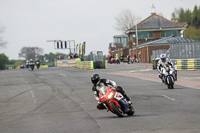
[[123, 94, 132, 105], [158, 73, 162, 79]]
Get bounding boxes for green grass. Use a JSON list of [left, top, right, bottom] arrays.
[[41, 62, 54, 66], [6, 64, 15, 68]]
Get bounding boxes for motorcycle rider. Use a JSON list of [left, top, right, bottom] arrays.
[[30, 59, 34, 63], [26, 60, 29, 68], [157, 54, 176, 82], [35, 59, 40, 68], [91, 73, 131, 110]]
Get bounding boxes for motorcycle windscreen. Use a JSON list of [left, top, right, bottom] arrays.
[[99, 86, 107, 95]]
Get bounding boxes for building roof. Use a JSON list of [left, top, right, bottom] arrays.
[[126, 14, 186, 33], [113, 35, 128, 38], [131, 36, 182, 50]]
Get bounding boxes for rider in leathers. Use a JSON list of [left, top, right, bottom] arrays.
[[157, 54, 175, 82], [91, 73, 131, 110]]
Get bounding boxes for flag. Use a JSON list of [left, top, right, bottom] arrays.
[[76, 44, 78, 54], [79, 43, 81, 57], [82, 42, 86, 57]]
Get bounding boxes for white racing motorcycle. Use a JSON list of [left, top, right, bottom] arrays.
[[161, 64, 177, 89]]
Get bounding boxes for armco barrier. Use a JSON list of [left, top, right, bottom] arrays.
[[171, 59, 200, 70], [76, 61, 94, 70], [56, 59, 76, 67]]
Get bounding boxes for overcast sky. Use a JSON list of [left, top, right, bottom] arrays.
[[0, 0, 200, 59]]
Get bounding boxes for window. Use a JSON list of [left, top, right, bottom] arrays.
[[166, 30, 179, 37], [138, 32, 148, 39], [148, 32, 153, 38], [115, 37, 121, 43], [161, 31, 166, 38], [122, 37, 128, 47]]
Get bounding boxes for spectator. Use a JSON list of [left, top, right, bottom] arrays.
[[134, 54, 137, 63], [127, 55, 130, 64], [116, 54, 120, 65], [108, 55, 111, 63], [120, 53, 124, 63]]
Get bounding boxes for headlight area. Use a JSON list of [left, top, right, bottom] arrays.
[[108, 92, 114, 99]]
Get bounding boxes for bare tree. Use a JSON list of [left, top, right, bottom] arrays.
[[114, 9, 141, 33], [19, 47, 43, 60], [171, 8, 180, 22], [0, 25, 6, 48]]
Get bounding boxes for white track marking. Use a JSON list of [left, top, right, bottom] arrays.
[[60, 73, 67, 77], [30, 90, 35, 98], [27, 85, 37, 103], [161, 95, 176, 101], [129, 69, 152, 73]]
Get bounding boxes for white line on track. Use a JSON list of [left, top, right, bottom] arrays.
[[30, 90, 35, 98], [161, 95, 176, 101], [60, 73, 67, 77], [27, 85, 37, 103], [129, 69, 152, 73]]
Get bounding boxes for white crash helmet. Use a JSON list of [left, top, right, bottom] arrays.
[[160, 54, 166, 62]]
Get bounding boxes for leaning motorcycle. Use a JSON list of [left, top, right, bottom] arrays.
[[29, 62, 35, 71], [36, 61, 40, 69], [99, 85, 134, 117], [161, 64, 177, 89]]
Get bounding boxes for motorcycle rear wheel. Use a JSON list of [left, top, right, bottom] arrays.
[[109, 102, 125, 117]]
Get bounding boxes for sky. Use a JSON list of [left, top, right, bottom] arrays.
[[0, 0, 200, 60]]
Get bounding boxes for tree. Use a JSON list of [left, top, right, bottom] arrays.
[[0, 24, 6, 48], [178, 8, 186, 22], [114, 9, 141, 33], [171, 8, 180, 22], [184, 25, 200, 39], [191, 5, 200, 28], [18, 47, 43, 60], [38, 55, 44, 62], [185, 9, 192, 25], [0, 53, 9, 70], [171, 5, 200, 39], [44, 52, 56, 62]]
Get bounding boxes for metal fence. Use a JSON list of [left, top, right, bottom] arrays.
[[168, 38, 200, 70], [151, 49, 169, 60], [168, 38, 200, 59]]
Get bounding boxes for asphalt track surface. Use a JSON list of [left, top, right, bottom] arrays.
[[0, 63, 200, 133]]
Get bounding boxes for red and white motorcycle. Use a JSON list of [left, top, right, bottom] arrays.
[[99, 85, 134, 117]]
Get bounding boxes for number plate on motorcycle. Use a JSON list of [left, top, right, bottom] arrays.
[[114, 92, 123, 101]]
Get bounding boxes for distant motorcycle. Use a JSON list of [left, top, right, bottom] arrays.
[[29, 62, 35, 71], [161, 64, 177, 89], [35, 61, 40, 69], [99, 85, 134, 117], [26, 62, 29, 68]]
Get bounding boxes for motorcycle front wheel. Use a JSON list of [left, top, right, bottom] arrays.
[[109, 102, 125, 117], [168, 76, 174, 89]]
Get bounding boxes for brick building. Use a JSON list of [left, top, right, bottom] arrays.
[[109, 11, 187, 63]]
